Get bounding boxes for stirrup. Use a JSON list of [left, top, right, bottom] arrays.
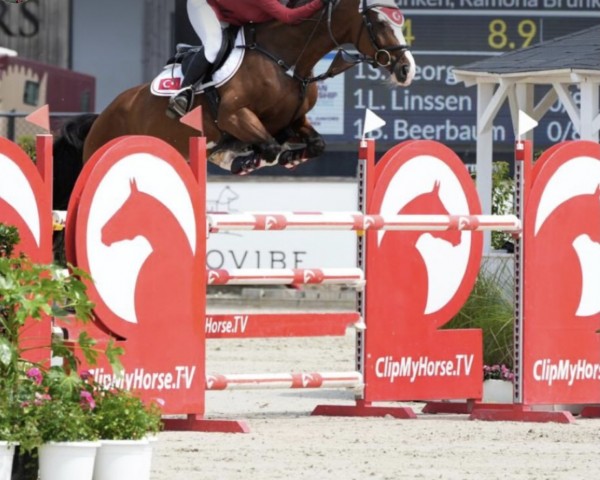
[[166, 88, 194, 119]]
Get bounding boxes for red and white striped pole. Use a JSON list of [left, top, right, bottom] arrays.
[[206, 267, 365, 286], [205, 371, 363, 390], [207, 212, 521, 233]]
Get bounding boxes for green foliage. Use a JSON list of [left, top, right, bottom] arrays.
[[33, 400, 97, 443], [21, 367, 98, 446], [0, 224, 20, 258], [470, 161, 516, 250], [17, 136, 36, 162], [92, 387, 163, 440], [445, 257, 514, 369], [0, 222, 123, 449], [490, 161, 515, 250]]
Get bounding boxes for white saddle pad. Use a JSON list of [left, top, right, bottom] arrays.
[[150, 29, 245, 96]]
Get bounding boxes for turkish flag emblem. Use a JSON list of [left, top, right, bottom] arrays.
[[159, 77, 181, 90]]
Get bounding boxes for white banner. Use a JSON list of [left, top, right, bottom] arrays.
[[206, 180, 358, 269]]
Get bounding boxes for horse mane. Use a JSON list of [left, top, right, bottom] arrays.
[[55, 113, 99, 150], [52, 113, 99, 210]]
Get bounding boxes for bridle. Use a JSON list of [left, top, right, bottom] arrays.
[[240, 0, 411, 124], [243, 0, 411, 86], [325, 0, 411, 71]]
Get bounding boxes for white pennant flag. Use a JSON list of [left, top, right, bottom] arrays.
[[518, 110, 538, 139], [362, 108, 386, 139]]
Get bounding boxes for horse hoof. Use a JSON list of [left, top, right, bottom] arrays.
[[278, 148, 308, 169], [231, 153, 259, 175]]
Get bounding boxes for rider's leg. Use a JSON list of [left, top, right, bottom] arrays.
[[187, 0, 222, 63], [167, 50, 212, 117], [167, 0, 222, 117]]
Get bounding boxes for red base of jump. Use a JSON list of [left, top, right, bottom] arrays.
[[422, 400, 475, 415], [311, 400, 417, 419], [579, 406, 600, 418], [163, 415, 250, 433], [469, 404, 575, 424]]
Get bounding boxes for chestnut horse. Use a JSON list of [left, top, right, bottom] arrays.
[[53, 0, 415, 207]]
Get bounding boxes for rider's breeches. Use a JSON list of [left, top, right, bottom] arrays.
[[187, 0, 222, 63]]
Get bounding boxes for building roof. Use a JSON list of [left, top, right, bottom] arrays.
[[454, 24, 600, 80]]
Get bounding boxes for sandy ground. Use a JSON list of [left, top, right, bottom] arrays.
[[150, 331, 600, 480]]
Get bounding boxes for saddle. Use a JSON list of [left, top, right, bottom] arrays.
[[171, 26, 239, 83], [151, 26, 242, 117]]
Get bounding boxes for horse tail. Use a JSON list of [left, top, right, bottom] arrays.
[[52, 113, 98, 210]]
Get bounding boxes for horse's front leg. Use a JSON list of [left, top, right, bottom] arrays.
[[276, 116, 326, 169], [217, 107, 282, 164], [291, 116, 326, 158]]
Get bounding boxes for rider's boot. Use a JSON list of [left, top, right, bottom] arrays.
[[167, 50, 213, 119]]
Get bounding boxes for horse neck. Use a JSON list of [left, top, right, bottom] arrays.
[[120, 195, 192, 254], [398, 194, 460, 245], [257, 2, 361, 77]]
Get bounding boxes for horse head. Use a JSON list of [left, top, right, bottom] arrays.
[[328, 0, 416, 86], [101, 178, 144, 246], [400, 180, 462, 247]]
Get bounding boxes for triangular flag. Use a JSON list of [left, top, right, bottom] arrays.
[[180, 106, 204, 133], [518, 110, 538, 138], [363, 108, 386, 138], [25, 104, 50, 132]]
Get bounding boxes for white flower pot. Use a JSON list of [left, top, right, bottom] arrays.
[[141, 436, 158, 476], [93, 439, 150, 480], [482, 379, 513, 403], [38, 441, 100, 480], [0, 442, 16, 480]]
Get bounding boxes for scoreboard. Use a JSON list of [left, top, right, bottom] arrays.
[[308, 3, 600, 155]]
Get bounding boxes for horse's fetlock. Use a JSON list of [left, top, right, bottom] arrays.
[[258, 143, 281, 162], [307, 136, 326, 157]]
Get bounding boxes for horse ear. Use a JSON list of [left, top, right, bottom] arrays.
[[432, 180, 441, 193], [129, 178, 138, 192]]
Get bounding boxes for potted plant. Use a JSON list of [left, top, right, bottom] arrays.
[[0, 406, 17, 480], [91, 383, 162, 480], [0, 223, 122, 479], [20, 367, 100, 480], [482, 364, 514, 403]]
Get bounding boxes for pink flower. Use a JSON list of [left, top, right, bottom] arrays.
[[26, 367, 43, 385], [80, 370, 92, 381], [80, 390, 96, 410], [34, 393, 51, 406]]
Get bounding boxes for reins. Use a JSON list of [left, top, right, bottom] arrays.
[[239, 0, 411, 125]]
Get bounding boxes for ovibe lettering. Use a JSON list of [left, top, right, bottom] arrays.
[[92, 366, 197, 391], [206, 249, 307, 269], [533, 359, 600, 386], [375, 354, 474, 383]]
